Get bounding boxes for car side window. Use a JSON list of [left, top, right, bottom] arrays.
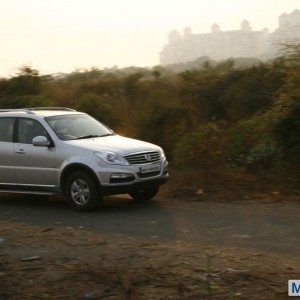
[[18, 118, 48, 144], [0, 117, 15, 142]]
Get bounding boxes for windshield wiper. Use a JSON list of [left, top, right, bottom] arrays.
[[74, 133, 115, 140], [75, 135, 101, 140], [99, 133, 116, 137]]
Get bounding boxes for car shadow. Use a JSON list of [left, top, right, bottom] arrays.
[[0, 193, 178, 240]]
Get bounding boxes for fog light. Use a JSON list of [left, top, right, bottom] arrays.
[[110, 173, 135, 183], [111, 173, 133, 179]]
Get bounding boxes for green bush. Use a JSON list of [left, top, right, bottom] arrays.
[[173, 123, 225, 168]]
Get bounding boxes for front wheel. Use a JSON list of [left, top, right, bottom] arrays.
[[66, 171, 101, 212], [129, 186, 159, 201]]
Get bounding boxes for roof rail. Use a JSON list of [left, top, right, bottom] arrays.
[[24, 107, 76, 111], [0, 109, 34, 114]]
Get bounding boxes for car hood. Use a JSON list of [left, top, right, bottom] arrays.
[[65, 135, 160, 155]]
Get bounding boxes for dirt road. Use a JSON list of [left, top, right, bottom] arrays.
[[0, 194, 299, 299]]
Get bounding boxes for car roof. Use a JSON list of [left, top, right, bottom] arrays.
[[0, 108, 84, 118], [31, 110, 82, 117]]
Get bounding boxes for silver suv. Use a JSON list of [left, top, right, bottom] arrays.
[[0, 108, 168, 211]]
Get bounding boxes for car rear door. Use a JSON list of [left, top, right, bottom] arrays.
[[14, 118, 57, 187], [0, 117, 16, 185]]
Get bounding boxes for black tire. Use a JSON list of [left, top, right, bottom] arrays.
[[129, 186, 159, 201], [66, 171, 101, 212]]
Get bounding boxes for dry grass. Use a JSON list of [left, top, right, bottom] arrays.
[[160, 168, 299, 202]]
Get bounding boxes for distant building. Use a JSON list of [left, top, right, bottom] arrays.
[[268, 9, 300, 56], [159, 10, 300, 65]]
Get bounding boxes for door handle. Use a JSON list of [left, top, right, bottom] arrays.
[[16, 149, 26, 154]]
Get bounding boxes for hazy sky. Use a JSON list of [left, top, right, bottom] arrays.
[[0, 0, 298, 76]]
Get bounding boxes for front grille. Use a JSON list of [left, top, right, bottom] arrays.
[[124, 151, 161, 165]]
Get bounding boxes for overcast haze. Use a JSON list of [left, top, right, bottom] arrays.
[[0, 0, 298, 76]]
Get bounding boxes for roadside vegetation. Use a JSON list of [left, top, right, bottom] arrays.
[[0, 44, 299, 192]]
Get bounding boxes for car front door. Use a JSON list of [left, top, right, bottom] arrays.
[[0, 117, 16, 185], [14, 118, 56, 187]]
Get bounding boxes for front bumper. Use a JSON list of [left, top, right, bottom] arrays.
[[101, 177, 168, 195], [94, 159, 169, 195]]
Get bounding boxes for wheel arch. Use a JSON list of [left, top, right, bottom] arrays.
[[60, 163, 101, 195]]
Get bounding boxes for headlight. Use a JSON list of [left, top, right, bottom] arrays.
[[94, 151, 129, 166], [159, 148, 166, 159]]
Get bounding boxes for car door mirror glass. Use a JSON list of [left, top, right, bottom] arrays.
[[32, 136, 50, 147]]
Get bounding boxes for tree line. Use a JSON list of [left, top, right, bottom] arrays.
[[0, 44, 299, 187]]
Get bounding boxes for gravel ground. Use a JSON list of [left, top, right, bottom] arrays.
[[0, 193, 299, 299]]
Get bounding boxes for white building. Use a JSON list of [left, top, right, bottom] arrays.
[[160, 10, 300, 65], [268, 9, 300, 56]]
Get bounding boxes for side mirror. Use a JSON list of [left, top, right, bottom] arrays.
[[32, 136, 50, 147]]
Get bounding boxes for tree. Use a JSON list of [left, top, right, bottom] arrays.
[[75, 93, 120, 128]]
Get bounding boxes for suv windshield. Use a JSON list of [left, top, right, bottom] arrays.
[[45, 114, 114, 141]]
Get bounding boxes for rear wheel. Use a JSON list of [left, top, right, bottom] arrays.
[[66, 171, 101, 212], [129, 186, 159, 201]]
